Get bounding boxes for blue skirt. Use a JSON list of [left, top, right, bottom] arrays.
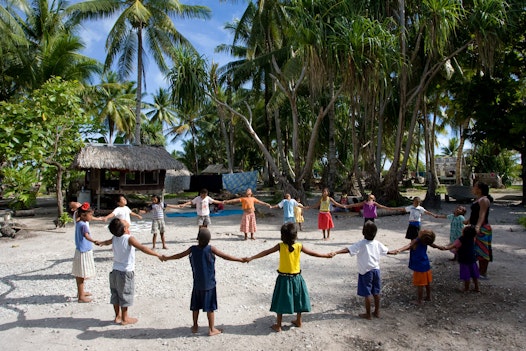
[[190, 287, 217, 312], [270, 273, 311, 314]]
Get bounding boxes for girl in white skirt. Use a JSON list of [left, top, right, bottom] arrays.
[[72, 203, 99, 303]]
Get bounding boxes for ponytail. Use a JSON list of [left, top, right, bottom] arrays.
[[280, 223, 297, 252]]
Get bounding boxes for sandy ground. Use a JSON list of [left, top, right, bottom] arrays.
[[1, 191, 525, 351]]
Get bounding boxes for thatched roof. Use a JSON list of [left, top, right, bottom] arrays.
[[201, 164, 229, 174], [73, 144, 185, 171]]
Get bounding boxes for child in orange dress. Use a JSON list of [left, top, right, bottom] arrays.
[[224, 188, 271, 240]]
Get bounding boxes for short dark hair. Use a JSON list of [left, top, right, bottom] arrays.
[[363, 221, 377, 240], [197, 228, 211, 247], [463, 226, 477, 239], [109, 218, 125, 237]]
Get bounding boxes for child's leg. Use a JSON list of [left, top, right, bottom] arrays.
[[250, 232, 255, 240], [424, 284, 431, 301], [272, 314, 283, 332], [414, 286, 424, 305], [291, 312, 302, 327], [151, 233, 157, 249], [244, 232, 248, 240], [75, 277, 91, 303], [373, 294, 381, 318], [113, 304, 121, 323], [473, 278, 480, 292], [322, 230, 326, 239], [120, 306, 138, 325], [326, 228, 331, 239], [360, 296, 372, 319], [160, 232, 167, 249], [192, 310, 199, 333], [462, 280, 470, 292], [206, 311, 222, 336]]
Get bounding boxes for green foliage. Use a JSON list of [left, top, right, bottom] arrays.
[[519, 217, 526, 229], [467, 141, 521, 185], [2, 166, 39, 210], [58, 212, 74, 226]]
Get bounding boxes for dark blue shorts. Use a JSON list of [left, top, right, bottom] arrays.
[[190, 287, 217, 312], [357, 269, 381, 297]]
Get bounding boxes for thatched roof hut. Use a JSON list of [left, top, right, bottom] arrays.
[[72, 144, 185, 208], [73, 144, 184, 171]]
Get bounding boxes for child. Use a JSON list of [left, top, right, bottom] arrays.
[[294, 197, 305, 231], [347, 194, 399, 224], [309, 187, 347, 240], [179, 189, 224, 235], [271, 193, 304, 224], [245, 223, 334, 332], [223, 188, 271, 240], [437, 205, 466, 260], [332, 192, 349, 213], [98, 218, 162, 325], [161, 228, 245, 336], [103, 195, 143, 224], [394, 197, 440, 240], [71, 203, 99, 303], [438, 226, 480, 293], [142, 195, 180, 249], [332, 221, 397, 319], [392, 229, 441, 305]]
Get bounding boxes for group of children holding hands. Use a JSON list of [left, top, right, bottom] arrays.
[[71, 185, 486, 335]]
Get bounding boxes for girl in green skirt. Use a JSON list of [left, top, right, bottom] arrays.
[[246, 223, 334, 332]]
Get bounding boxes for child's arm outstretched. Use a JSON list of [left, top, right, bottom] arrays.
[[302, 245, 335, 258], [130, 211, 143, 220], [245, 244, 280, 262], [211, 246, 245, 262], [128, 236, 161, 259], [329, 197, 346, 210], [162, 247, 191, 261], [391, 239, 417, 254]]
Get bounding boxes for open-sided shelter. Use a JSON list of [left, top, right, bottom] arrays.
[[72, 144, 185, 208]]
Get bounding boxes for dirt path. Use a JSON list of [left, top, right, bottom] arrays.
[[1, 192, 525, 350]]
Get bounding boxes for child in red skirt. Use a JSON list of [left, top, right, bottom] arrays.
[[309, 188, 347, 240]]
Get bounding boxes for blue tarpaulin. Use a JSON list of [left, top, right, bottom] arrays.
[[222, 171, 258, 194]]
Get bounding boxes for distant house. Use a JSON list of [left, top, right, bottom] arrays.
[[72, 144, 185, 208]]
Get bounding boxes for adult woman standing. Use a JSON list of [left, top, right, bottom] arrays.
[[464, 182, 492, 279]]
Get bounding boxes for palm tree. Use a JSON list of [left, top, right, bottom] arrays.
[[68, 0, 211, 144], [440, 137, 459, 156]]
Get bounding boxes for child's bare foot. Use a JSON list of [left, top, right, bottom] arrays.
[[208, 328, 223, 336], [162, 246, 168, 250], [78, 297, 92, 303], [250, 235, 256, 240], [472, 288, 480, 293], [373, 311, 381, 318], [114, 316, 122, 324], [121, 317, 138, 325], [359, 313, 372, 320], [191, 325, 198, 333], [424, 297, 432, 302], [291, 320, 302, 327], [411, 300, 423, 306], [271, 324, 282, 332]]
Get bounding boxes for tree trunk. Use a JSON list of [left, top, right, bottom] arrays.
[[134, 27, 143, 145]]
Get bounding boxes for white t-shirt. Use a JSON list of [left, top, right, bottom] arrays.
[[404, 205, 426, 222], [192, 196, 215, 216], [347, 239, 389, 275], [112, 206, 133, 224], [112, 234, 135, 272]]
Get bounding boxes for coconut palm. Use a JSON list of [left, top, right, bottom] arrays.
[[68, 0, 211, 144]]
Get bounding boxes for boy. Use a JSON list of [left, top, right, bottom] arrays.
[[103, 195, 143, 224], [179, 189, 224, 235], [142, 195, 180, 249], [332, 221, 396, 319], [161, 228, 245, 335], [394, 197, 440, 240], [98, 218, 162, 325], [270, 193, 304, 224]]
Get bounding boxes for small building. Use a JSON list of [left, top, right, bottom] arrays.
[[72, 144, 185, 208]]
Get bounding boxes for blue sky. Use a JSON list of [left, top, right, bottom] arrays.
[[77, 1, 248, 152]]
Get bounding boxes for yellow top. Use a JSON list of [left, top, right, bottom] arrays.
[[278, 242, 302, 274], [319, 197, 330, 212]]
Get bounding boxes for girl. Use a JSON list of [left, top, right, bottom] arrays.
[[438, 226, 480, 293], [71, 203, 99, 303], [393, 197, 440, 241], [392, 229, 441, 305], [223, 188, 271, 240], [294, 197, 305, 231], [437, 205, 466, 260], [142, 195, 179, 249], [246, 223, 334, 332], [310, 188, 346, 240], [347, 194, 400, 224], [161, 228, 245, 335]]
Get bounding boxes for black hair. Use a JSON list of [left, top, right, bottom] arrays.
[[77, 206, 93, 218], [463, 225, 477, 240], [197, 228, 211, 247], [363, 221, 377, 240], [200, 188, 208, 195], [108, 218, 125, 237], [280, 223, 297, 252], [152, 195, 161, 202]]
